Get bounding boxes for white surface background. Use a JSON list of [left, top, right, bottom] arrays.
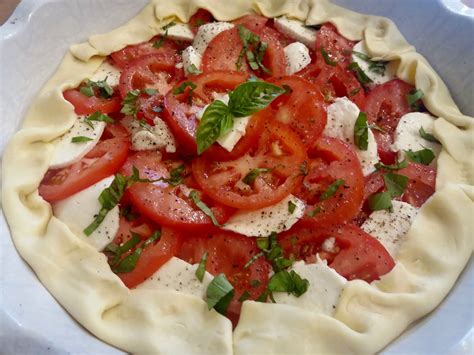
[[0, 0, 472, 354]]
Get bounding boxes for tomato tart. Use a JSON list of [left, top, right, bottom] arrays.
[[2, 0, 473, 353]]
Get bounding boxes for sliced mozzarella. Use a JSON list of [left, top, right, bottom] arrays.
[[182, 45, 202, 75], [361, 200, 419, 257], [324, 97, 379, 176], [392, 112, 441, 166], [273, 260, 347, 316], [129, 117, 176, 153], [53, 176, 119, 251], [137, 257, 213, 299], [196, 94, 250, 152], [89, 61, 122, 87], [222, 195, 305, 237], [274, 16, 317, 50], [352, 41, 397, 87], [165, 23, 195, 42], [193, 22, 234, 55], [49, 116, 105, 169], [284, 42, 311, 75]]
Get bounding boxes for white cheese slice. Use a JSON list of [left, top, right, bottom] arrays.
[[182, 45, 202, 75], [193, 22, 234, 55], [273, 16, 317, 50], [137, 257, 213, 299], [49, 116, 105, 169], [351, 41, 397, 87], [361, 200, 419, 257], [284, 42, 311, 75], [324, 97, 379, 176], [392, 112, 441, 166], [130, 117, 177, 153], [196, 94, 250, 152], [273, 260, 347, 316], [53, 176, 120, 251], [222, 195, 305, 237], [165, 23, 195, 42], [89, 61, 122, 87]]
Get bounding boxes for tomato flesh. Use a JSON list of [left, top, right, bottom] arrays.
[[63, 89, 122, 116]]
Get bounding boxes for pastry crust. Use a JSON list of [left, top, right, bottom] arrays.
[[2, 0, 473, 353]]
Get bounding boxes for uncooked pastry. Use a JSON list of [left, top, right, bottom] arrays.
[[2, 0, 473, 353]]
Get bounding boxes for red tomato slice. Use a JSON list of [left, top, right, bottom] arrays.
[[232, 14, 269, 32], [63, 89, 122, 116], [189, 9, 214, 34], [122, 151, 234, 229], [110, 36, 181, 69], [178, 230, 271, 325], [258, 26, 288, 78], [365, 79, 414, 164], [117, 226, 182, 288], [268, 76, 327, 147], [192, 119, 307, 209], [398, 162, 436, 207], [315, 23, 354, 66], [162, 71, 247, 154], [295, 136, 364, 227], [102, 123, 130, 140], [279, 223, 395, 283], [39, 137, 130, 202]]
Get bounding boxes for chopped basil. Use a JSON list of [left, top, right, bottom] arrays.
[[254, 42, 270, 74], [112, 231, 161, 273], [288, 200, 296, 214], [196, 100, 233, 154], [320, 179, 345, 201], [80, 78, 114, 99], [349, 88, 361, 97], [80, 85, 94, 97], [189, 190, 221, 226], [268, 270, 309, 297], [354, 112, 369, 150], [243, 252, 264, 269], [143, 88, 158, 96], [238, 291, 251, 302], [352, 50, 370, 61], [186, 64, 202, 75], [236, 25, 262, 71], [84, 111, 115, 128], [368, 191, 393, 212], [242, 168, 272, 185], [256, 232, 293, 273], [153, 21, 176, 48], [320, 47, 337, 66], [120, 89, 141, 116], [106, 232, 141, 266], [407, 88, 424, 109], [157, 164, 185, 186], [307, 206, 321, 217], [173, 81, 197, 95], [405, 148, 435, 165], [71, 136, 93, 143], [299, 161, 309, 176], [352, 50, 386, 75], [368, 123, 386, 133], [206, 273, 235, 315], [195, 252, 208, 282], [375, 159, 408, 171], [383, 173, 408, 197], [419, 126, 440, 143], [348, 62, 373, 86], [120, 205, 138, 221]]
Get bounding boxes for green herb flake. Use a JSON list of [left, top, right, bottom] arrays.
[[71, 136, 93, 143], [238, 290, 251, 302], [405, 148, 435, 165], [348, 62, 373, 86], [84, 111, 115, 128], [153, 21, 176, 48], [189, 190, 221, 226], [320, 47, 337, 66], [407, 89, 424, 109], [159, 164, 185, 186], [288, 201, 296, 214], [354, 112, 369, 150], [195, 252, 208, 282], [307, 206, 322, 217], [173, 81, 197, 95], [268, 270, 309, 297], [320, 179, 345, 201], [419, 126, 440, 143], [383, 173, 408, 197], [243, 252, 264, 269], [80, 85, 95, 97], [352, 50, 370, 61], [368, 191, 393, 212], [80, 78, 114, 99], [242, 168, 272, 185], [186, 64, 202, 75], [120, 89, 141, 117], [144, 88, 158, 96], [375, 159, 408, 171], [206, 273, 235, 315], [112, 248, 142, 273]]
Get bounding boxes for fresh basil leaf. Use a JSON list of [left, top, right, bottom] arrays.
[[238, 290, 251, 302], [112, 248, 142, 273], [152, 22, 176, 48], [80, 85, 94, 97], [186, 64, 202, 75], [94, 78, 114, 98], [242, 168, 272, 185], [368, 61, 386, 75], [374, 159, 408, 171], [196, 99, 233, 154], [71, 136, 93, 143], [405, 148, 435, 165], [354, 111, 369, 150], [268, 270, 309, 297], [195, 252, 208, 282], [246, 50, 260, 70], [144, 88, 158, 96], [173, 81, 197, 95], [307, 206, 322, 217], [352, 50, 370, 61], [228, 81, 286, 117], [383, 173, 408, 197], [206, 273, 235, 315], [273, 257, 294, 272], [288, 201, 296, 214], [84, 111, 115, 127], [243, 252, 264, 269], [419, 126, 440, 143], [121, 89, 141, 116], [407, 89, 424, 109], [348, 62, 373, 86], [189, 190, 221, 226], [320, 179, 345, 201], [256, 237, 270, 251], [368, 191, 393, 212], [143, 230, 161, 248], [320, 47, 337, 66], [108, 232, 142, 266]]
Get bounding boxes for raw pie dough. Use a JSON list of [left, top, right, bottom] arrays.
[[2, 0, 473, 353]]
